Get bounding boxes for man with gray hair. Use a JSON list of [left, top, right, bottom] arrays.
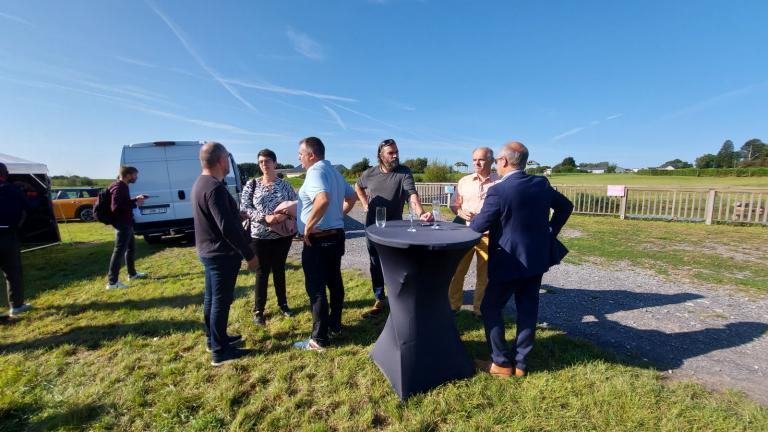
[[448, 146, 499, 316], [471, 141, 573, 378], [192, 142, 258, 366]]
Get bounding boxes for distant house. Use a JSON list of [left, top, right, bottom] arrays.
[[660, 165, 676, 170], [275, 167, 305, 178], [577, 162, 626, 174], [578, 162, 611, 174], [526, 160, 541, 169]]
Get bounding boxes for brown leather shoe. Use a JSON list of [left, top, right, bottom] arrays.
[[362, 300, 386, 318], [474, 359, 513, 378]]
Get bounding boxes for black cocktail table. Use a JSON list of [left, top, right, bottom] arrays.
[[366, 219, 481, 399]]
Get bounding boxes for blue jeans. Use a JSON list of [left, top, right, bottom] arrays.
[[367, 239, 386, 300], [200, 255, 242, 355]]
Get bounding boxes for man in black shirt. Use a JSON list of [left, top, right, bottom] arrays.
[[0, 162, 32, 318], [355, 139, 432, 318], [192, 142, 258, 366]]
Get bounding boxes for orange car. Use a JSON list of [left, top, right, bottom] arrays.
[[51, 187, 101, 222]]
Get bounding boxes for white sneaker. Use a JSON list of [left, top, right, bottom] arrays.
[[106, 281, 130, 290], [9, 303, 33, 316], [128, 272, 148, 280]]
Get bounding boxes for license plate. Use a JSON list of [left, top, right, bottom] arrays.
[[141, 207, 167, 215]]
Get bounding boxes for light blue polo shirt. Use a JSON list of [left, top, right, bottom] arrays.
[[297, 160, 356, 233]]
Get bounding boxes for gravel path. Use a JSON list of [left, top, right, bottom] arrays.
[[289, 208, 768, 405]]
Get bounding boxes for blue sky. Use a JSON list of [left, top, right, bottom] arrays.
[[1, 0, 767, 177]]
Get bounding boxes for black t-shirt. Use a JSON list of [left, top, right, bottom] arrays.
[[356, 165, 417, 227], [191, 175, 254, 261]]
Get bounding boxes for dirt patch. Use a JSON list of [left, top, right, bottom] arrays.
[[560, 228, 584, 238]]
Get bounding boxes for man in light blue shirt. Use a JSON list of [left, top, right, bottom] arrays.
[[293, 137, 357, 351]]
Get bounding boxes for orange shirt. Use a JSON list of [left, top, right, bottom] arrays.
[[452, 172, 500, 225]]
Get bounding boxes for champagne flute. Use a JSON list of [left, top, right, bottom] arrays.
[[431, 199, 441, 229], [375, 207, 387, 228], [407, 201, 416, 232]]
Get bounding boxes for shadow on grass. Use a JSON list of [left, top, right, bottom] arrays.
[[44, 292, 205, 317], [0, 319, 200, 353], [0, 402, 111, 432], [19, 239, 169, 300]]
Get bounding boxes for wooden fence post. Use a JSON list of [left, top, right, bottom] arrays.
[[705, 189, 716, 225], [619, 187, 628, 220]]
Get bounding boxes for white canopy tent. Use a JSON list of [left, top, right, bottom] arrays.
[[0, 152, 49, 175], [0, 152, 60, 249]]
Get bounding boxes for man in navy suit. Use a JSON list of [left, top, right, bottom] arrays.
[[470, 141, 573, 377]]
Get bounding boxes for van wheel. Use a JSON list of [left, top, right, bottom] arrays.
[[143, 234, 162, 244], [77, 206, 95, 222]]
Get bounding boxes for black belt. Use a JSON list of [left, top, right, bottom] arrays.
[[310, 228, 343, 238]]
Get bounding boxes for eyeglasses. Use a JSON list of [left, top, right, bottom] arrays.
[[380, 139, 396, 146], [494, 156, 505, 163]]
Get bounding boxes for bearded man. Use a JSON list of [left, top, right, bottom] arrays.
[[354, 138, 432, 318]]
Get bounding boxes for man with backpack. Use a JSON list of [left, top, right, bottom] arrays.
[[104, 166, 148, 289]]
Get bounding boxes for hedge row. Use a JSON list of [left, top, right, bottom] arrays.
[[636, 168, 768, 177]]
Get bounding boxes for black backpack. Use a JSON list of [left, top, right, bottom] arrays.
[[93, 187, 114, 225]]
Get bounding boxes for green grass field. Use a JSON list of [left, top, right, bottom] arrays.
[[1, 223, 767, 430], [548, 173, 768, 188], [562, 216, 768, 294], [51, 179, 113, 188]]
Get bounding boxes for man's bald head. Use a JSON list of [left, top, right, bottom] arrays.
[[498, 141, 529, 170], [200, 142, 228, 168]]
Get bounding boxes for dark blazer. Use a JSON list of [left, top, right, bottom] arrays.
[[470, 171, 574, 281]]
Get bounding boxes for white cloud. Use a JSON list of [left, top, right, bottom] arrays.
[[551, 127, 586, 142], [113, 56, 156, 68], [323, 105, 347, 130], [225, 78, 356, 102], [550, 112, 625, 142], [125, 105, 284, 137], [661, 82, 768, 121], [147, 1, 259, 113], [286, 28, 325, 61], [0, 73, 278, 138], [0, 11, 32, 26], [330, 103, 410, 134]]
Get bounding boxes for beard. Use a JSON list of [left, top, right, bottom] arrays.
[[383, 159, 399, 170]]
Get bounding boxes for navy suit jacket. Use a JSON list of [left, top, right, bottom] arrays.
[[470, 171, 574, 282]]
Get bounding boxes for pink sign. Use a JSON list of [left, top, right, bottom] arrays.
[[607, 185, 626, 197]]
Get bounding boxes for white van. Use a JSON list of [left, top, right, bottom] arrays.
[[121, 141, 243, 243]]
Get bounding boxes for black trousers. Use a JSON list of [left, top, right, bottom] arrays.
[[301, 231, 345, 347], [480, 274, 543, 372], [108, 224, 136, 284], [250, 235, 293, 313], [0, 232, 24, 308]]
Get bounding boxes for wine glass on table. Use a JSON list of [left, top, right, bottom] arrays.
[[407, 201, 416, 232], [431, 199, 441, 229], [375, 207, 387, 228]]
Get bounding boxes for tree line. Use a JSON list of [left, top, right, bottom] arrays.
[[695, 139, 767, 168]]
